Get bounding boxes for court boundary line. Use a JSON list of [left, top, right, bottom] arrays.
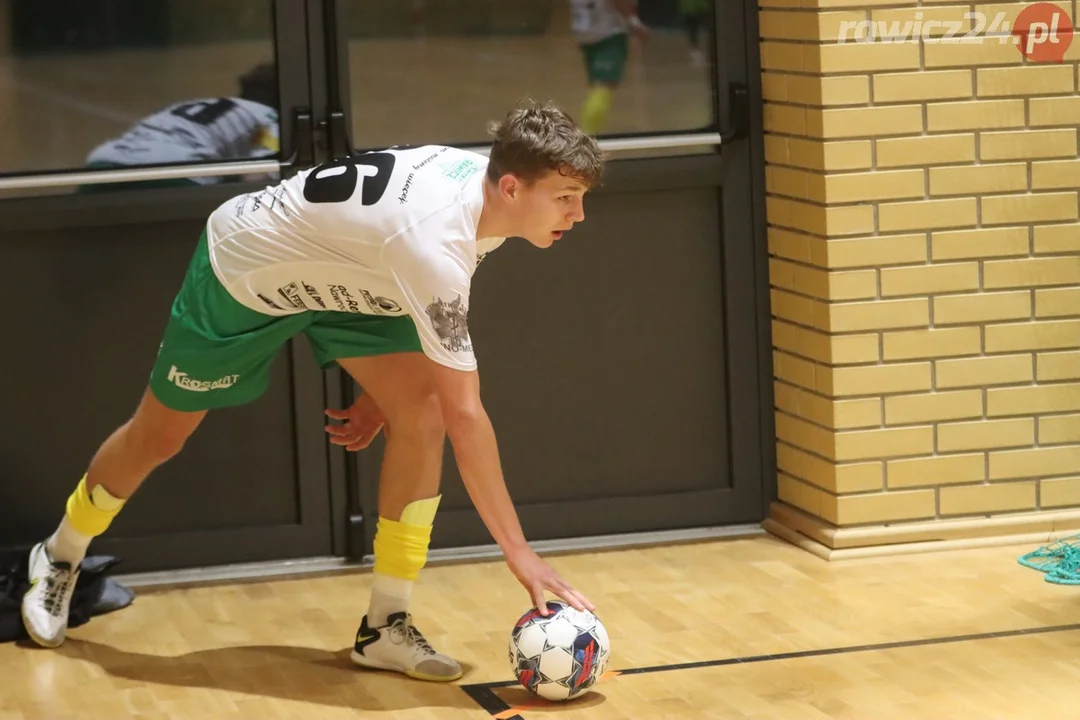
[[459, 621, 1080, 719]]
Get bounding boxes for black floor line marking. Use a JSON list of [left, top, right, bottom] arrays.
[[461, 685, 519, 718], [460, 622, 1080, 717]]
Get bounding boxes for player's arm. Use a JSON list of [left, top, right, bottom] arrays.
[[611, 0, 648, 35], [385, 227, 530, 555], [611, 0, 637, 15], [427, 346, 592, 614], [385, 225, 593, 613], [428, 362, 528, 555]]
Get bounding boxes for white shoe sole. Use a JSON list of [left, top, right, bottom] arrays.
[[21, 604, 65, 649], [21, 543, 69, 649], [350, 650, 463, 682]]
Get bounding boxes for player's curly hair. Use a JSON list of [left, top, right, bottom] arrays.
[[239, 63, 278, 109], [486, 100, 605, 188]]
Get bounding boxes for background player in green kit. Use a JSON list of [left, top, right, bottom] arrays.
[[21, 101, 605, 683], [570, 0, 650, 136]]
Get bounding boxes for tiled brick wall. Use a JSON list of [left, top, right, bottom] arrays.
[[760, 0, 1080, 549]]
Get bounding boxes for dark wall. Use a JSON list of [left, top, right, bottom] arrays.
[[0, 191, 336, 572]]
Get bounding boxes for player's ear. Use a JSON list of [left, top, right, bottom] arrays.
[[498, 173, 520, 201]]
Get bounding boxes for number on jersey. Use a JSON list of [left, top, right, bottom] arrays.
[[302, 152, 396, 205], [170, 99, 238, 126]]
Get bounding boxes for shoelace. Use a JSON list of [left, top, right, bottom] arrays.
[[388, 615, 437, 656], [42, 570, 75, 618]]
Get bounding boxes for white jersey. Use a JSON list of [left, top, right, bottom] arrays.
[[87, 98, 279, 184], [570, 0, 629, 43], [206, 145, 507, 371]]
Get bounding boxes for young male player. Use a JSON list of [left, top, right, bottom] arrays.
[[22, 101, 604, 683], [569, 0, 649, 135], [82, 63, 279, 191]]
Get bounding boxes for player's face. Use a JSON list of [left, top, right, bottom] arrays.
[[508, 170, 588, 249]]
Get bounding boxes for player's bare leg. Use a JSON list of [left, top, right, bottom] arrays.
[[337, 353, 462, 681], [23, 388, 205, 647], [581, 81, 617, 136]]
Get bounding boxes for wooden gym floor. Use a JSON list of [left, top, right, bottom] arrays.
[[4, 532, 1080, 719]]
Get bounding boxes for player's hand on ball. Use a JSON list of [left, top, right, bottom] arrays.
[[506, 546, 595, 616], [324, 393, 385, 451]]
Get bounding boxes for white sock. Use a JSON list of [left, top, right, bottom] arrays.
[[367, 573, 413, 626], [45, 515, 93, 568]]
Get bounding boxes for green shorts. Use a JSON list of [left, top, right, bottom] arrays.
[[580, 33, 629, 85], [148, 230, 423, 412]]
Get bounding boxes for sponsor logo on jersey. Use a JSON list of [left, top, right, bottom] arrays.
[[168, 365, 240, 392], [277, 282, 306, 309], [424, 295, 472, 353], [239, 187, 290, 218], [411, 148, 447, 170], [398, 172, 415, 205], [329, 285, 363, 313], [302, 281, 327, 309], [257, 293, 283, 310], [360, 289, 402, 315], [441, 158, 479, 183]]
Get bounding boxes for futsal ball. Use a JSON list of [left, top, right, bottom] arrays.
[[508, 600, 610, 701]]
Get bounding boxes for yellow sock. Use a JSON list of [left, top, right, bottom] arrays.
[[65, 475, 126, 537], [47, 475, 126, 565], [580, 86, 615, 136], [397, 494, 441, 528], [369, 495, 441, 625], [372, 519, 431, 581]]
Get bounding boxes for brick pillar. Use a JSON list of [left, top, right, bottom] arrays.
[[759, 1, 1080, 557]]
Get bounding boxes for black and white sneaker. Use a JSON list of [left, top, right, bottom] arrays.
[[351, 611, 462, 682], [21, 541, 80, 648]]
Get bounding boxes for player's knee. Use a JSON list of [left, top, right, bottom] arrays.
[[125, 410, 199, 464], [128, 420, 192, 464], [123, 389, 205, 465], [388, 392, 444, 447]]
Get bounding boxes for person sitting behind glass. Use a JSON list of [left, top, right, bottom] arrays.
[[81, 63, 279, 192]]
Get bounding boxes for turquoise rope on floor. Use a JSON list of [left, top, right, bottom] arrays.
[[1018, 535, 1080, 585]]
